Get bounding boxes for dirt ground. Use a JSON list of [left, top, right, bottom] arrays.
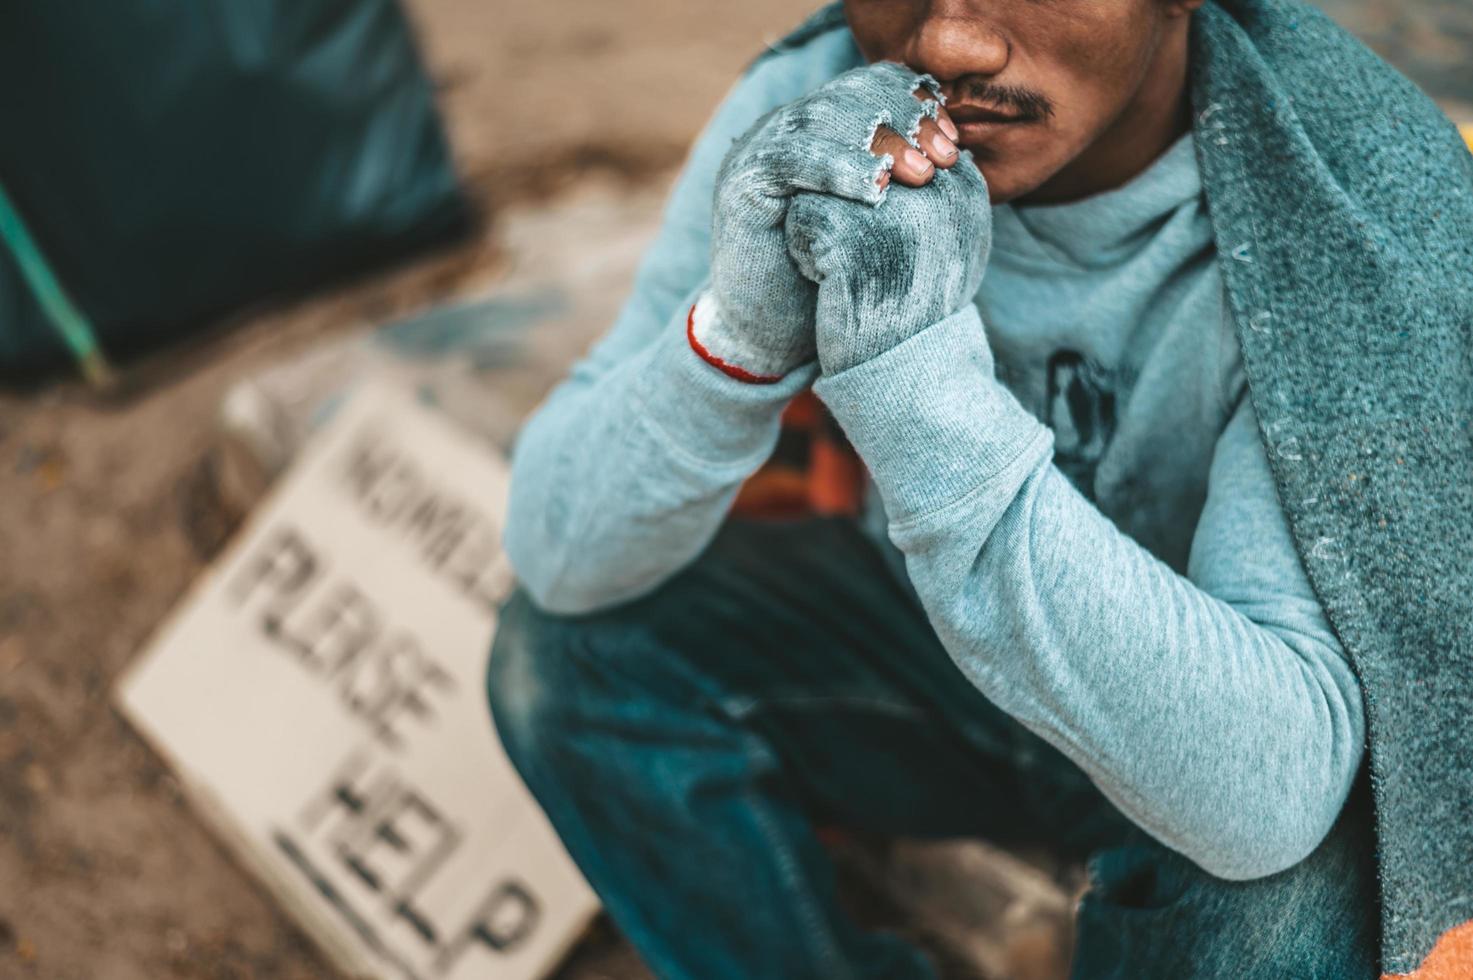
[[1, 3, 1469, 979]]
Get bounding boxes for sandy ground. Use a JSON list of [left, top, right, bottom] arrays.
[[1, 2, 1469, 978]]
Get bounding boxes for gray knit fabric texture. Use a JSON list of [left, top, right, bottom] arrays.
[[701, 62, 942, 378], [787, 149, 991, 375], [1189, 0, 1473, 970]]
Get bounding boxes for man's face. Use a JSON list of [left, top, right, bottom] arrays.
[[844, 0, 1200, 203]]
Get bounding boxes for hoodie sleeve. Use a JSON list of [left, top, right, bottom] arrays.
[[502, 26, 860, 614], [814, 303, 1365, 880]]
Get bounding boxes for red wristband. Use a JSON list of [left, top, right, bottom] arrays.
[[686, 303, 785, 385]]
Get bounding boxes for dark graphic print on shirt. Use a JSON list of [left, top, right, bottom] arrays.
[[1045, 349, 1117, 501]]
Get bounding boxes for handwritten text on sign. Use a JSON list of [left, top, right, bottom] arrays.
[[119, 386, 597, 980]]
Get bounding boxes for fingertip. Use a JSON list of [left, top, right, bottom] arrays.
[[892, 166, 934, 188], [902, 147, 933, 177]]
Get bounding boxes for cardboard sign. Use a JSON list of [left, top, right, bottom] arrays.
[[119, 384, 598, 980]]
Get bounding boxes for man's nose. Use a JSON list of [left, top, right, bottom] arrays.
[[906, 12, 1009, 86]]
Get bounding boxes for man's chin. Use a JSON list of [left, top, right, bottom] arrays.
[[971, 158, 1051, 206], [970, 148, 1084, 206], [960, 125, 1071, 205]]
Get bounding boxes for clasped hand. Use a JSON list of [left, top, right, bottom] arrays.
[[695, 62, 992, 381]]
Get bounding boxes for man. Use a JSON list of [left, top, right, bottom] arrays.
[[487, 1, 1473, 977]]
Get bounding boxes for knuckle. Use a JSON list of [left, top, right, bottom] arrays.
[[871, 126, 904, 151]]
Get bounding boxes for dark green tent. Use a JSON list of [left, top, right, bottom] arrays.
[[0, 0, 469, 381]]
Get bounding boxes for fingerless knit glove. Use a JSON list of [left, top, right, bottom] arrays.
[[786, 151, 991, 376], [692, 62, 945, 382]]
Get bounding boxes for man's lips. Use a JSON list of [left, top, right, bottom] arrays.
[[948, 104, 1037, 147], [947, 104, 1032, 125]]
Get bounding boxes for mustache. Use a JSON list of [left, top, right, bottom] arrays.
[[953, 79, 1055, 121]]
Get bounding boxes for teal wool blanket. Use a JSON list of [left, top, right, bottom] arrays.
[[1190, 0, 1473, 973]]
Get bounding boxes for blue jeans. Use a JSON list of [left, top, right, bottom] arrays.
[[487, 517, 1379, 979]]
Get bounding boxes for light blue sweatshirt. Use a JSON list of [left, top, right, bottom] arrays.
[[502, 22, 1365, 881]]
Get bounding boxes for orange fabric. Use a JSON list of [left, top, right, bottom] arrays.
[[1384, 920, 1473, 980], [808, 437, 866, 515], [731, 391, 866, 519], [1462, 124, 1473, 153], [730, 471, 813, 518], [780, 392, 821, 429]]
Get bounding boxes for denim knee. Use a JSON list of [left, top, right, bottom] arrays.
[[1072, 781, 1379, 978], [486, 587, 584, 777], [487, 586, 692, 773]]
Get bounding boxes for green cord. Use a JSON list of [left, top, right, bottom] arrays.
[[0, 178, 113, 386]]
